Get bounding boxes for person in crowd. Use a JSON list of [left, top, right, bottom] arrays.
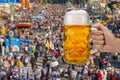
[[24, 55, 29, 66], [107, 70, 113, 80], [3, 58, 10, 71], [97, 70, 102, 80], [113, 72, 118, 80], [76, 71, 81, 80], [34, 51, 38, 61], [22, 65, 28, 79], [102, 70, 107, 80], [117, 71, 120, 80], [0, 57, 3, 71], [94, 55, 101, 69], [30, 55, 36, 72], [43, 53, 48, 66], [41, 64, 50, 80]]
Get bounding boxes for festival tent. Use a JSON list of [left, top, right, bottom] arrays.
[[0, 4, 10, 14]]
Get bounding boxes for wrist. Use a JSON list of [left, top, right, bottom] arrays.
[[114, 38, 120, 52]]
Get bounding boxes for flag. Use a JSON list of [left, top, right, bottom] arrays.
[[34, 0, 39, 5], [25, 0, 29, 9], [50, 40, 54, 50], [31, 0, 34, 3], [46, 40, 50, 50], [53, 50, 57, 57], [20, 0, 30, 9], [98, 0, 102, 3], [89, 0, 94, 6], [1, 26, 6, 35], [20, 0, 25, 9], [16, 60, 23, 67], [20, 0, 24, 6], [98, 20, 104, 24]]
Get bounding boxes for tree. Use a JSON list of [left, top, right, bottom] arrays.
[[70, 0, 89, 4], [38, 0, 89, 4], [39, 0, 48, 3]]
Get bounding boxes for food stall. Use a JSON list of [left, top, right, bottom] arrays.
[[16, 22, 31, 35]]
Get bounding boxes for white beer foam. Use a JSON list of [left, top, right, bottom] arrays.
[[64, 10, 89, 25]]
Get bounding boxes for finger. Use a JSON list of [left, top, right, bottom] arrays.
[[93, 45, 103, 50], [91, 30, 103, 36], [92, 23, 101, 29], [93, 40, 104, 45], [91, 35, 104, 41]]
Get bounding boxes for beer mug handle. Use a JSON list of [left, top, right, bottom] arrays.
[[90, 27, 99, 53]]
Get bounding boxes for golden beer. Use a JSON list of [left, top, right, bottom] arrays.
[[64, 10, 90, 64]]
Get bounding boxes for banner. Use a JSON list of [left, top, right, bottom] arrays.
[[5, 38, 10, 54], [11, 37, 20, 52], [5, 35, 20, 54]]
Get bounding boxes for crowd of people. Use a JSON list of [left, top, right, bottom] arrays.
[[0, 3, 120, 80]]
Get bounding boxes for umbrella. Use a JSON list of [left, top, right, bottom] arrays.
[[32, 14, 44, 19], [50, 61, 59, 68], [21, 39, 30, 43], [2, 9, 10, 14]]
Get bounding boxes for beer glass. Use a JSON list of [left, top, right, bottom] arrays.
[[64, 10, 90, 64]]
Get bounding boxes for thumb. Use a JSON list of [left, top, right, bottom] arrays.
[[92, 24, 108, 32], [99, 24, 108, 32]]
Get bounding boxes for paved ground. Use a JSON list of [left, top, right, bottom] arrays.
[[27, 56, 80, 79], [27, 56, 120, 78], [27, 57, 43, 76]]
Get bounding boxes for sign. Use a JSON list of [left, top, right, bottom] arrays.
[[9, 30, 14, 37]]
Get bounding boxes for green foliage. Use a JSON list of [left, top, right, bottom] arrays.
[[71, 0, 88, 4]]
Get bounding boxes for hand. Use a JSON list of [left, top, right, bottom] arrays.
[[91, 24, 120, 52]]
